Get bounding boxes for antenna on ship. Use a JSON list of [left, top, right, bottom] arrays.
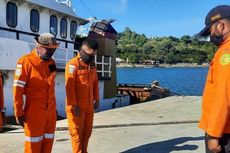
[[56, 0, 72, 7], [78, 17, 116, 37], [77, 0, 116, 36], [99, 19, 116, 23], [78, 16, 96, 37]]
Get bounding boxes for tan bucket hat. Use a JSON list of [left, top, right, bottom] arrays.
[[34, 33, 60, 49]]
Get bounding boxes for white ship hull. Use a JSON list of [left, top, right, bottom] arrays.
[[1, 38, 130, 118], [3, 71, 130, 118], [0, 0, 130, 118]]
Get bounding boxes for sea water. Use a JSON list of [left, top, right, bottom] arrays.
[[117, 67, 208, 96]]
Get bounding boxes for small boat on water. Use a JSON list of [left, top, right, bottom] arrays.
[[117, 81, 172, 104]]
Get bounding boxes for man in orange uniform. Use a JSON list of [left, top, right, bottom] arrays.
[[0, 72, 5, 132], [65, 39, 99, 153], [13, 33, 59, 153], [198, 5, 230, 153]]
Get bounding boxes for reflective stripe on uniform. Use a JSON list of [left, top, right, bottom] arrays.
[[14, 80, 26, 85], [13, 83, 24, 88], [17, 64, 22, 68], [13, 80, 26, 88], [25, 135, 44, 142], [44, 133, 54, 139], [69, 65, 76, 68], [69, 65, 76, 74]]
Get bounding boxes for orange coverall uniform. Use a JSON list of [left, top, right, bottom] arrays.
[[13, 49, 57, 153], [199, 37, 230, 138], [0, 72, 4, 129], [65, 53, 99, 153]]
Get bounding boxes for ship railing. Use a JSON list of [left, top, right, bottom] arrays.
[[27, 43, 112, 79], [53, 47, 78, 69], [55, 47, 112, 80]]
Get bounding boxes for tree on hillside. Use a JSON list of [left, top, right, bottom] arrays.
[[116, 27, 216, 64]]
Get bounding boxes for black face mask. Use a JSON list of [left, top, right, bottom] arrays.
[[37, 49, 55, 61], [41, 52, 54, 61], [210, 34, 223, 46], [37, 48, 55, 61], [80, 50, 95, 65], [41, 49, 55, 61]]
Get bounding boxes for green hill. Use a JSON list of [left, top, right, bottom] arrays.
[[116, 27, 217, 64]]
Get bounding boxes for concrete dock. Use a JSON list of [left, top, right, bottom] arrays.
[[0, 96, 205, 153]]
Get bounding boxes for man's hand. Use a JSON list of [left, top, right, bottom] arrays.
[[16, 116, 25, 128], [94, 101, 99, 110], [74, 106, 80, 117], [208, 138, 221, 153]]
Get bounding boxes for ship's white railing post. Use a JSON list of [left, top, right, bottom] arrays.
[[65, 48, 68, 65], [109, 56, 112, 78], [95, 54, 97, 67], [102, 56, 105, 77]]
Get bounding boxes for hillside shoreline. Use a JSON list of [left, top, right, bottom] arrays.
[[116, 63, 209, 68]]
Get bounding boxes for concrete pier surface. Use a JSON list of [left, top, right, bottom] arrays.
[[0, 96, 205, 153]]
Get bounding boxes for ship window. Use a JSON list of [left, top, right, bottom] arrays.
[[70, 21, 78, 40], [60, 18, 67, 38], [6, 2, 17, 28], [50, 15, 58, 36], [30, 9, 39, 32]]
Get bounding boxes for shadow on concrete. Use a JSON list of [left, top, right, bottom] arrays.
[[121, 136, 204, 153]]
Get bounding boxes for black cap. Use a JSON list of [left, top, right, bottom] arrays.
[[198, 5, 230, 36]]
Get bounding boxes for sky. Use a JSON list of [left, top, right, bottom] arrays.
[[72, 0, 230, 38]]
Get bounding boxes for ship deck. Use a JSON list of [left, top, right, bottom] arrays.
[[0, 96, 204, 153]]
